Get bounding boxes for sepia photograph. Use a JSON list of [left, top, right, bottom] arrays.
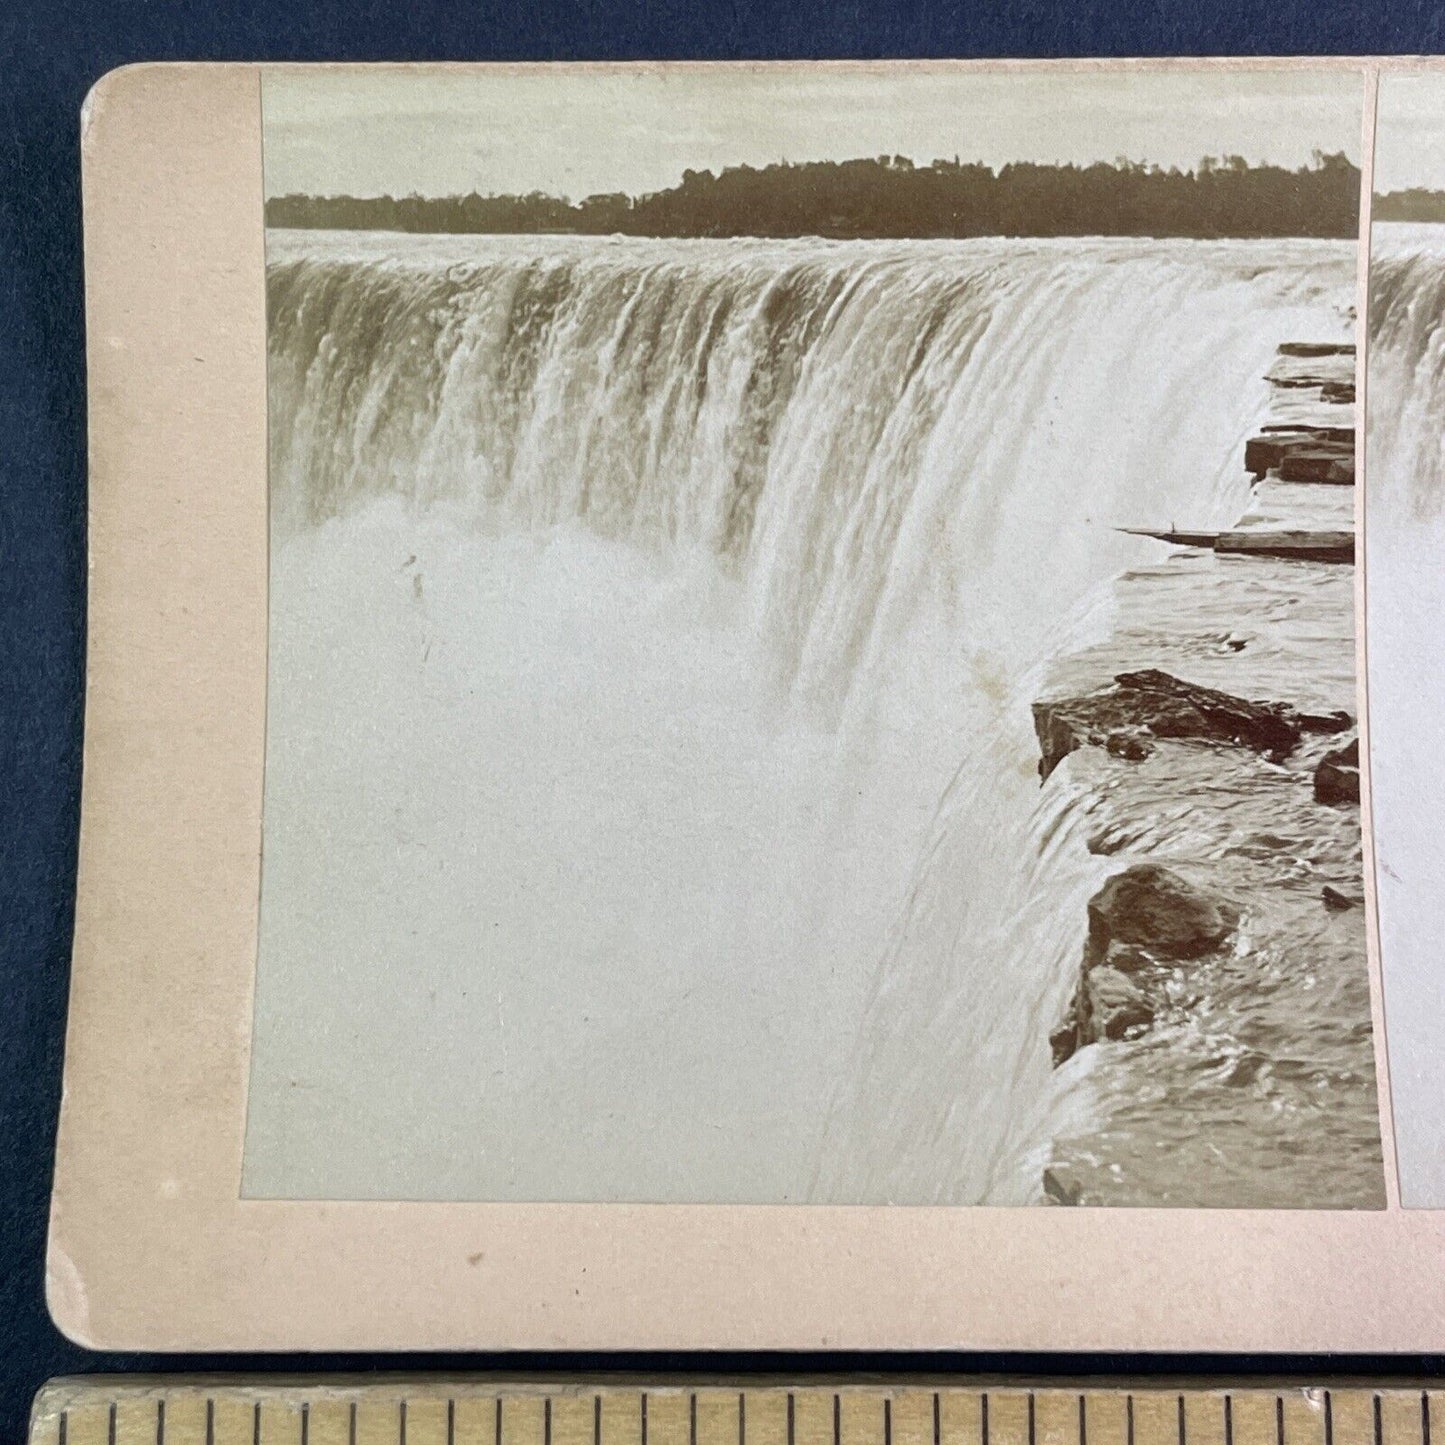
[[240, 63, 1384, 1208], [1366, 69, 1445, 1208]]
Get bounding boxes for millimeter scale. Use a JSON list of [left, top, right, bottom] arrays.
[[27, 1381, 1445, 1445]]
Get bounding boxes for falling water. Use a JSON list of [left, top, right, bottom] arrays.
[[245, 229, 1356, 1203], [1370, 225, 1445, 519], [1365, 223, 1445, 1205]]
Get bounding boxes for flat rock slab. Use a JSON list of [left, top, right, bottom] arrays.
[[1267, 352, 1355, 388], [1278, 341, 1355, 358], [1277, 451, 1354, 485], [1032, 667, 1352, 780], [1123, 527, 1355, 563], [1271, 373, 1351, 390], [1259, 424, 1353, 440], [1245, 429, 1354, 481], [1214, 529, 1354, 562]]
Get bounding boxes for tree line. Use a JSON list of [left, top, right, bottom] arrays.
[[267, 152, 1361, 239], [1374, 188, 1445, 223]]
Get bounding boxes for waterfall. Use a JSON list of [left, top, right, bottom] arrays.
[[1365, 224, 1445, 1206], [251, 230, 1354, 1203], [1369, 230, 1445, 521]]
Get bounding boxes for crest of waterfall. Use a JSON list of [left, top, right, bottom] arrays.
[[1369, 231, 1445, 522], [259, 230, 1354, 1202], [1363, 224, 1445, 1207]]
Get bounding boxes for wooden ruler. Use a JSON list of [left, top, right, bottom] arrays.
[[27, 1382, 1441, 1445]]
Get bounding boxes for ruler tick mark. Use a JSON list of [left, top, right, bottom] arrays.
[[37, 1382, 1445, 1445]]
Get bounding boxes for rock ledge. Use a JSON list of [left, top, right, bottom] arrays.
[[1032, 668, 1351, 781], [1050, 863, 1240, 1066]]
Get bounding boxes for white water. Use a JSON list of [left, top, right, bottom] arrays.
[[1366, 223, 1445, 1206], [243, 230, 1354, 1202]]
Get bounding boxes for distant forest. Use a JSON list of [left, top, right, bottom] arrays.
[[1374, 188, 1445, 223], [266, 151, 1361, 239]]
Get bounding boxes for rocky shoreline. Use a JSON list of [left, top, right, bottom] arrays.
[[1031, 338, 1382, 1208]]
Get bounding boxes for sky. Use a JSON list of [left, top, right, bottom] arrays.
[[1376, 71, 1445, 193], [261, 64, 1365, 201]]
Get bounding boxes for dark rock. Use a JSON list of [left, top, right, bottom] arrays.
[[1042, 1168, 1084, 1206], [1278, 449, 1354, 485], [1087, 864, 1239, 961], [1244, 434, 1286, 476], [1245, 430, 1353, 479], [1085, 828, 1132, 857], [1271, 373, 1345, 390], [1050, 864, 1240, 1066], [1106, 730, 1155, 762], [1299, 708, 1354, 733], [1315, 736, 1361, 806], [1213, 530, 1354, 563], [1125, 526, 1354, 564], [1278, 341, 1355, 358], [1048, 1018, 1080, 1068], [1260, 423, 1354, 439], [1085, 964, 1155, 1039], [1319, 380, 1356, 405], [1100, 941, 1153, 974], [1322, 884, 1362, 912], [1032, 668, 1352, 781]]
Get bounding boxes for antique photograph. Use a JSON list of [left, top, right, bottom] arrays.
[[1366, 69, 1445, 1208], [240, 63, 1384, 1207]]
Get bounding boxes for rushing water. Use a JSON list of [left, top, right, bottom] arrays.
[[244, 229, 1371, 1204], [1371, 224, 1445, 520], [1365, 223, 1445, 1205]]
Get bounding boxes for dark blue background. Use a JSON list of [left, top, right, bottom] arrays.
[[4, 2, 1442, 1440]]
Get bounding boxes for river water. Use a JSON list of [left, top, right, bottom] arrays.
[[242, 230, 1380, 1205], [1363, 222, 1445, 1207]]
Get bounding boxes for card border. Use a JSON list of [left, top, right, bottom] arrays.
[[48, 56, 1444, 1353]]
